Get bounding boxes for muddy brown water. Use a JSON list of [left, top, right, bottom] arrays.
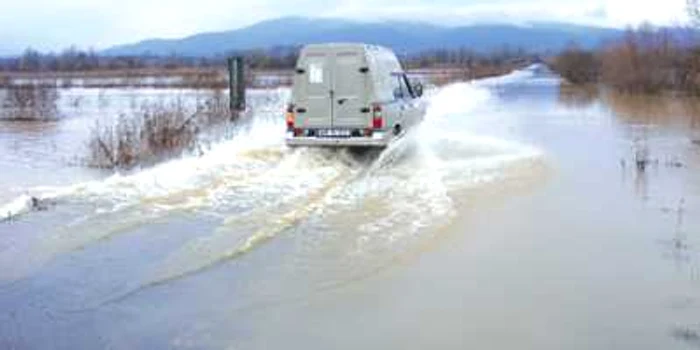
[[0, 66, 699, 349]]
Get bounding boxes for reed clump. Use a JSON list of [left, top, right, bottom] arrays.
[[0, 85, 59, 121], [87, 90, 230, 169]]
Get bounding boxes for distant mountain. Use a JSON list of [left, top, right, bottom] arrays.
[[102, 16, 624, 56]]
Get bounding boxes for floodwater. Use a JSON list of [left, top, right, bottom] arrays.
[[0, 66, 699, 349]]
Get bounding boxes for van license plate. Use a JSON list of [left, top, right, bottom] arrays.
[[317, 129, 351, 138]]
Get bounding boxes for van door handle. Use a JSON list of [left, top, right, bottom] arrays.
[[337, 98, 347, 105]]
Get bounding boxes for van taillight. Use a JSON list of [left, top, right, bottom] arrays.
[[286, 104, 295, 130], [371, 104, 383, 129]]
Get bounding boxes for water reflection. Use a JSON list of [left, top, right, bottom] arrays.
[[560, 85, 700, 201], [557, 85, 600, 109], [560, 86, 700, 303], [672, 325, 700, 347], [3, 69, 700, 349], [558, 85, 700, 131], [602, 92, 700, 130], [588, 88, 700, 348], [659, 199, 693, 267]]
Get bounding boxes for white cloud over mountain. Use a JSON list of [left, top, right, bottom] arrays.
[[0, 0, 690, 55]]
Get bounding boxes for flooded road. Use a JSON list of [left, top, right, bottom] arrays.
[[1, 67, 699, 349]]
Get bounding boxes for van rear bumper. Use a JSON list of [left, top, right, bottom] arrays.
[[285, 132, 390, 148]]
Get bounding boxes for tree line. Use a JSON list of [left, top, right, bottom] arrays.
[[0, 45, 536, 73], [552, 25, 700, 94], [553, 1, 700, 94], [0, 46, 300, 72]]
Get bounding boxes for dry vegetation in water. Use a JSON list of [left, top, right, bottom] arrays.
[[0, 85, 59, 121], [412, 62, 528, 86], [87, 90, 231, 169], [404, 49, 537, 85], [553, 25, 700, 94]]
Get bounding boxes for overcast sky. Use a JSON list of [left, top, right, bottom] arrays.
[[0, 0, 691, 55]]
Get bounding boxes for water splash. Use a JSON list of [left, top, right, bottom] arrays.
[[0, 72, 546, 290], [0, 195, 34, 221]]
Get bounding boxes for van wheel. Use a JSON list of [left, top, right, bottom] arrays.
[[393, 124, 402, 136]]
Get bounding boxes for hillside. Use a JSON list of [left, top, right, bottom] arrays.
[[103, 17, 624, 56]]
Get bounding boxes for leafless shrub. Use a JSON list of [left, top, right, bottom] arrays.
[[1, 85, 59, 121], [600, 27, 683, 94], [552, 47, 600, 85], [87, 91, 231, 169], [88, 115, 141, 168], [555, 25, 700, 94]]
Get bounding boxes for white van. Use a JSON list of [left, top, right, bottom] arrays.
[[285, 43, 426, 147]]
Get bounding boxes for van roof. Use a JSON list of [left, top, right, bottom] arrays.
[[301, 43, 392, 53]]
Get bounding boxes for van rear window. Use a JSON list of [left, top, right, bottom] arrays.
[[309, 63, 324, 84]]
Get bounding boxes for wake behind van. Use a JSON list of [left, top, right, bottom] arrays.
[[285, 43, 426, 147]]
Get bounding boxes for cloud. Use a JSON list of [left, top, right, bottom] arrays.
[[0, 0, 280, 54], [0, 0, 692, 55], [323, 0, 689, 27]]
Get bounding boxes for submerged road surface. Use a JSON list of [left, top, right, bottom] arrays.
[[1, 66, 699, 349]]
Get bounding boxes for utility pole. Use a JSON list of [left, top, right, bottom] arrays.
[[227, 56, 246, 113]]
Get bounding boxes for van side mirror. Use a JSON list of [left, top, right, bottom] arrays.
[[412, 83, 424, 98]]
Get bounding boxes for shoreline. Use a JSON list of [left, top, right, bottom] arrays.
[[0, 64, 529, 89]]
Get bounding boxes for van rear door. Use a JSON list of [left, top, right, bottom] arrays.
[[332, 51, 368, 128], [296, 52, 333, 128]]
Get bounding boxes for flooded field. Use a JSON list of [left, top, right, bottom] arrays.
[[0, 67, 699, 349]]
